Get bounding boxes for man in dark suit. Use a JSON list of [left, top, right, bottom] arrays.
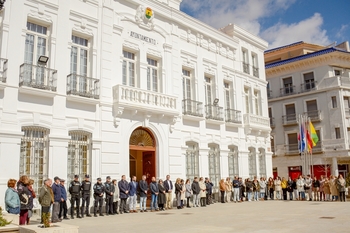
[[164, 175, 173, 209], [139, 175, 148, 213], [128, 176, 138, 213], [118, 175, 129, 214]]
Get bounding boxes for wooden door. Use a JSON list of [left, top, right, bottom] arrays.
[[143, 151, 155, 184]]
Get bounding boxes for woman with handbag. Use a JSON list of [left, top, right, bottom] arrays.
[[5, 179, 20, 215], [267, 177, 275, 200], [337, 174, 346, 202], [323, 177, 331, 201], [27, 179, 36, 224], [17, 175, 32, 225], [185, 179, 192, 208], [175, 178, 182, 209]]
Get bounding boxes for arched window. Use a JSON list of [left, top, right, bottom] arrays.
[[68, 131, 91, 184], [248, 147, 257, 178], [228, 146, 239, 178], [185, 142, 199, 179], [208, 144, 221, 188], [20, 126, 49, 193], [259, 148, 266, 178]]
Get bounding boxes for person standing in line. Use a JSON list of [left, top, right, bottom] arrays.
[[258, 177, 266, 201], [191, 177, 200, 207], [118, 175, 130, 214], [267, 177, 275, 200], [319, 175, 325, 201], [219, 179, 226, 203], [245, 178, 253, 202], [296, 175, 305, 201], [330, 175, 339, 201], [304, 175, 312, 201], [128, 176, 138, 213], [312, 176, 320, 201], [180, 179, 186, 208], [323, 177, 331, 201], [5, 179, 20, 214], [281, 177, 288, 201], [26, 179, 36, 224], [139, 175, 148, 213], [164, 175, 173, 210], [225, 177, 233, 203], [59, 179, 69, 220], [51, 177, 62, 223], [337, 174, 346, 202], [112, 179, 120, 214], [93, 178, 105, 217], [39, 179, 53, 224], [252, 177, 260, 201], [150, 177, 159, 212], [274, 177, 282, 200], [239, 178, 245, 202], [104, 176, 114, 215], [80, 175, 92, 217], [17, 175, 32, 225], [69, 175, 82, 219], [158, 179, 166, 211], [199, 177, 207, 207], [175, 178, 182, 209], [287, 177, 293, 201], [232, 176, 241, 203], [205, 178, 213, 205], [185, 179, 192, 208]]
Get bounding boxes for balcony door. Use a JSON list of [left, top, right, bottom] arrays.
[[303, 72, 315, 90], [306, 100, 318, 119], [283, 77, 293, 95], [287, 133, 298, 153], [285, 104, 296, 121]]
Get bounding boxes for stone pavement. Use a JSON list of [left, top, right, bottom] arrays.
[[30, 201, 350, 233]]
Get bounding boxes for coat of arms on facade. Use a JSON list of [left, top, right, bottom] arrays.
[[135, 5, 155, 29]]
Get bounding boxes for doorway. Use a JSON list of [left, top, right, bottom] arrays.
[[129, 127, 156, 182]]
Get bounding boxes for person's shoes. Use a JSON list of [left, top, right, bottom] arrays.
[[124, 211, 129, 213], [140, 210, 144, 213], [99, 214, 104, 216], [106, 214, 109, 216], [94, 214, 98, 217], [77, 215, 82, 219], [187, 206, 191, 208], [144, 210, 148, 212], [71, 216, 74, 219], [63, 217, 70, 220], [86, 214, 92, 217], [120, 212, 123, 214]]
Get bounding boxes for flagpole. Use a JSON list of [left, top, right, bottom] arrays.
[[308, 117, 314, 177]]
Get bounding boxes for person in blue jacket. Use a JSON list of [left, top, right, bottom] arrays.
[[59, 179, 69, 220], [5, 179, 20, 214]]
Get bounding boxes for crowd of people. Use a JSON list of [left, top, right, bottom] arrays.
[[3, 173, 348, 226]]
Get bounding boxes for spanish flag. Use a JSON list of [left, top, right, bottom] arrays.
[[309, 121, 319, 146]]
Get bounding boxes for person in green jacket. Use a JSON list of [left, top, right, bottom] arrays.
[[39, 178, 53, 223]]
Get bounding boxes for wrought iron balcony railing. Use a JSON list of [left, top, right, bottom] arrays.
[[205, 104, 223, 121], [225, 109, 241, 123], [0, 58, 8, 83], [242, 62, 250, 74], [282, 114, 297, 125], [270, 117, 275, 128], [253, 67, 259, 78], [19, 63, 57, 91], [304, 110, 321, 121], [182, 99, 203, 117], [267, 89, 272, 99], [67, 73, 100, 99], [285, 144, 299, 155], [280, 85, 295, 96], [301, 80, 317, 92]]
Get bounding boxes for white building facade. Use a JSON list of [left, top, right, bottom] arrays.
[[0, 0, 271, 205], [266, 41, 350, 179]]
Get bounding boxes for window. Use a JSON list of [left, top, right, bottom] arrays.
[[285, 104, 296, 122], [185, 143, 199, 179], [252, 53, 259, 78], [204, 76, 212, 105], [244, 87, 250, 113], [306, 100, 318, 120], [228, 146, 239, 178], [335, 127, 341, 139], [331, 96, 337, 108], [253, 90, 260, 115], [271, 137, 275, 153], [287, 133, 298, 153], [24, 22, 48, 65], [147, 58, 159, 92], [259, 149, 266, 178], [182, 69, 192, 100], [20, 127, 49, 193], [303, 72, 315, 90], [282, 77, 293, 95], [208, 144, 220, 188], [267, 82, 272, 98], [70, 35, 89, 93], [122, 51, 136, 87], [242, 49, 249, 74], [248, 147, 257, 178], [335, 70, 341, 76], [224, 82, 231, 110], [68, 131, 91, 185]]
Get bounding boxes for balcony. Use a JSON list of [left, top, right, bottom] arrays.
[[280, 86, 295, 96], [113, 84, 178, 116], [182, 99, 203, 117], [270, 117, 275, 128], [66, 74, 100, 99], [304, 110, 321, 122], [312, 142, 323, 153], [267, 89, 272, 99], [225, 109, 241, 123], [318, 75, 350, 90], [345, 108, 350, 118], [282, 114, 297, 126], [0, 58, 8, 83], [19, 63, 57, 92], [301, 81, 317, 92], [242, 62, 250, 74], [243, 114, 270, 129], [253, 67, 259, 78], [323, 139, 346, 151], [285, 144, 299, 156], [205, 104, 223, 121]]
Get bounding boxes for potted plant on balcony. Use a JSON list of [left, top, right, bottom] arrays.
[[0, 207, 12, 227]]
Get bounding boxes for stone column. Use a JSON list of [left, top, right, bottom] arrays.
[[332, 157, 339, 176]]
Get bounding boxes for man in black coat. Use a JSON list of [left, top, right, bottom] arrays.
[[191, 177, 200, 207], [164, 175, 173, 209], [69, 175, 82, 219], [118, 175, 130, 214], [93, 178, 105, 217], [104, 176, 115, 215], [139, 175, 148, 212], [205, 177, 214, 205], [80, 174, 92, 217]]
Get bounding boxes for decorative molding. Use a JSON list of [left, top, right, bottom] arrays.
[[72, 25, 94, 37], [143, 114, 152, 128], [122, 40, 139, 51], [27, 12, 52, 25], [135, 5, 155, 30], [169, 116, 179, 133], [113, 107, 124, 128], [147, 48, 162, 58]]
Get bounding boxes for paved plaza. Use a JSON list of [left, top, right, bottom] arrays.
[[29, 201, 350, 233]]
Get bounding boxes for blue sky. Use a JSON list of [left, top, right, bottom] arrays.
[[180, 0, 350, 49]]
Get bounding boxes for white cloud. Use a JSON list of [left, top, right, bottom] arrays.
[[336, 24, 349, 40], [181, 0, 331, 49], [261, 13, 330, 48]]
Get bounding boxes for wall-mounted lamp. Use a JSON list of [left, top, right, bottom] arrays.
[[38, 55, 49, 65]]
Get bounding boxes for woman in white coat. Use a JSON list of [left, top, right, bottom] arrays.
[[296, 175, 305, 201], [112, 179, 120, 214], [274, 177, 282, 200]]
